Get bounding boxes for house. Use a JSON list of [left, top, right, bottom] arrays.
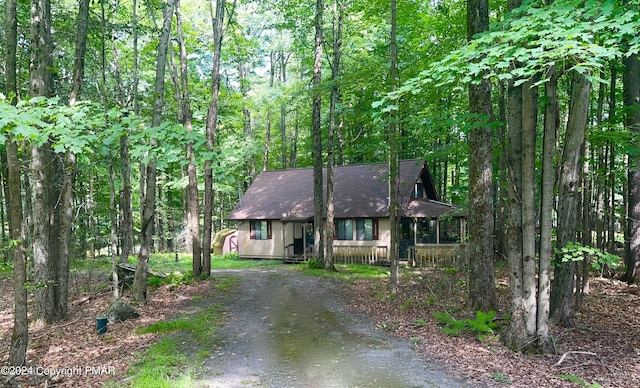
[[227, 159, 466, 265]]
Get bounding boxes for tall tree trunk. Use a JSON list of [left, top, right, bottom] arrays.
[[325, 0, 343, 272], [280, 51, 288, 169], [120, 0, 137, 265], [175, 0, 202, 276], [537, 66, 558, 352], [388, 0, 400, 293], [203, 0, 227, 276], [119, 130, 133, 264], [503, 67, 524, 348], [109, 157, 120, 300], [6, 0, 28, 366], [53, 0, 91, 320], [520, 80, 539, 340], [551, 72, 591, 327], [133, 0, 176, 303], [30, 0, 59, 326], [624, 50, 640, 283], [607, 68, 617, 254], [312, 0, 324, 263], [466, 0, 496, 311]]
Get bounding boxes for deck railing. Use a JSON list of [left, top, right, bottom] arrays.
[[333, 245, 389, 265], [407, 244, 459, 268]]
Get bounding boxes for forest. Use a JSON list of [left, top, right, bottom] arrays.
[[0, 0, 639, 375]]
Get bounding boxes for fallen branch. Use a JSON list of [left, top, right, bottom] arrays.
[[73, 288, 112, 306], [554, 351, 597, 366], [31, 316, 85, 340]]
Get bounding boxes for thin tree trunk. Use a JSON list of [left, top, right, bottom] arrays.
[[6, 0, 27, 365], [607, 68, 617, 254], [120, 0, 138, 264], [325, 0, 343, 272], [119, 132, 133, 264], [503, 71, 524, 348], [109, 157, 120, 300], [312, 0, 324, 263], [537, 66, 558, 352], [203, 0, 227, 276], [30, 0, 59, 326], [175, 0, 202, 276], [7, 137, 27, 365], [134, 0, 176, 303], [388, 0, 400, 293], [467, 0, 495, 310], [521, 80, 538, 338], [624, 49, 640, 283], [280, 51, 288, 169], [551, 72, 591, 327]]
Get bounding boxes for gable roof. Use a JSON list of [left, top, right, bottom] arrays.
[[227, 159, 461, 221]]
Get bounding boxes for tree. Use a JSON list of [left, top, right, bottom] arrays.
[[466, 0, 496, 311], [173, 0, 202, 278], [6, 0, 28, 366], [624, 49, 640, 283], [312, 0, 324, 263], [537, 65, 559, 351], [324, 0, 343, 272], [202, 0, 229, 277], [133, 0, 176, 304], [388, 0, 400, 293], [550, 72, 592, 327], [30, 0, 65, 326]]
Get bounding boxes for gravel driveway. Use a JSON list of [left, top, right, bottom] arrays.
[[198, 268, 469, 388]]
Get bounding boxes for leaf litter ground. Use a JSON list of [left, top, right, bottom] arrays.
[[0, 266, 638, 387]]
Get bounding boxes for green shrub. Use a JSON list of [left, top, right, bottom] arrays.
[[434, 310, 501, 340], [306, 258, 323, 269]]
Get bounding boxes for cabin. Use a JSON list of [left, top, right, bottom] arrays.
[[227, 159, 465, 266]]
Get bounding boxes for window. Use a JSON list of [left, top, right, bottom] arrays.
[[439, 219, 461, 243], [416, 219, 437, 243], [414, 182, 425, 198], [356, 219, 379, 241], [335, 219, 353, 240], [250, 220, 272, 240]]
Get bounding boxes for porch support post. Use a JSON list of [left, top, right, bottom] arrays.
[[303, 222, 307, 261], [436, 218, 440, 244], [282, 221, 287, 261]]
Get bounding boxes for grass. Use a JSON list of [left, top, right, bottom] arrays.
[[301, 262, 391, 282], [126, 299, 227, 386]]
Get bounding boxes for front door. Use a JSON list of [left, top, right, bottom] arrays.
[[399, 219, 414, 259]]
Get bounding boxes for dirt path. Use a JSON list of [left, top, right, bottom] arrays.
[[198, 268, 470, 388]]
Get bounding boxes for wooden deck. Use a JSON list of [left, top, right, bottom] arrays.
[[284, 244, 460, 267], [407, 244, 459, 268]]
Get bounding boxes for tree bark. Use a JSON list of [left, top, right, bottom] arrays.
[[551, 72, 591, 327], [537, 66, 559, 352], [624, 50, 640, 283], [6, 0, 28, 365], [388, 0, 400, 293], [134, 0, 176, 303], [466, 0, 496, 311], [30, 0, 60, 326], [520, 80, 538, 338], [312, 0, 324, 263], [203, 0, 227, 276], [173, 0, 202, 276], [325, 0, 343, 272]]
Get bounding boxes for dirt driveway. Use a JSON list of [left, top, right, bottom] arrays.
[[198, 268, 470, 388]]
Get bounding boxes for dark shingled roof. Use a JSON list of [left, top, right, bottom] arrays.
[[227, 159, 462, 221]]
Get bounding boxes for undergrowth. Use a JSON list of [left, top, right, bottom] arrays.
[[126, 301, 226, 386], [433, 310, 501, 340]]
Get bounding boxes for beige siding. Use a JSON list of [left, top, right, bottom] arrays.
[[236, 221, 286, 259], [236, 219, 391, 260]]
